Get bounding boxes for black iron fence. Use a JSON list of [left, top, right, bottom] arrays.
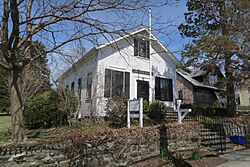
[[165, 111, 249, 154]]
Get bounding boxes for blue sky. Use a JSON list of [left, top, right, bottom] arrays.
[[151, 0, 190, 60]]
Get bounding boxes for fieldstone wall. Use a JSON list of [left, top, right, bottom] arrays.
[[0, 122, 201, 167]]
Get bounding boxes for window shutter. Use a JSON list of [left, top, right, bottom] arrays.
[[146, 40, 150, 58], [134, 38, 138, 56], [104, 69, 111, 97], [155, 77, 160, 100], [168, 79, 173, 101], [125, 72, 130, 98]]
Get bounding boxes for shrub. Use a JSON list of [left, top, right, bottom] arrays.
[[57, 89, 78, 118], [192, 150, 201, 160], [238, 106, 250, 110], [143, 100, 149, 114], [148, 100, 171, 121], [106, 96, 127, 127], [24, 91, 68, 129], [190, 106, 228, 117]]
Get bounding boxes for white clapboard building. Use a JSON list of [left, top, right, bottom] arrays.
[[57, 28, 179, 118]]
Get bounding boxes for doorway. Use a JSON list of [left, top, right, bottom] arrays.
[[137, 80, 149, 100]]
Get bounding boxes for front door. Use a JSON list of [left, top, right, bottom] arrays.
[[137, 80, 149, 100]]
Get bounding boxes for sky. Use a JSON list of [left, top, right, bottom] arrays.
[[151, 0, 190, 60]]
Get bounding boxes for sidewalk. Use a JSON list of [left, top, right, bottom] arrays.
[[216, 149, 250, 167]]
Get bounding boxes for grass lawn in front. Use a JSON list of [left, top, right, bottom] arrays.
[[0, 114, 110, 145], [0, 114, 11, 144]]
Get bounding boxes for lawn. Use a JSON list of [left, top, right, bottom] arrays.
[[0, 115, 11, 144], [0, 114, 110, 145]]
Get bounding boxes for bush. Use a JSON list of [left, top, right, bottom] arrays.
[[106, 96, 127, 127], [24, 91, 68, 129], [148, 100, 171, 121], [192, 150, 201, 160], [238, 106, 250, 110], [143, 100, 149, 114], [57, 89, 78, 117], [190, 106, 228, 117]]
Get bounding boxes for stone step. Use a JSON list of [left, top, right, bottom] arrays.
[[201, 131, 220, 135]]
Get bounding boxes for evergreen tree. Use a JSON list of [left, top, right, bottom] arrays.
[[179, 0, 250, 116], [0, 42, 51, 112]]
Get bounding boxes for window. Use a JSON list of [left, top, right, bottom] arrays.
[[178, 90, 183, 100], [194, 89, 214, 104], [209, 74, 218, 85], [155, 77, 173, 101], [134, 38, 150, 58], [78, 78, 82, 101], [104, 69, 130, 98], [71, 82, 75, 92], [248, 87, 250, 94], [86, 72, 92, 99]]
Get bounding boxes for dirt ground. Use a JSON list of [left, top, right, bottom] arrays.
[[127, 155, 228, 167]]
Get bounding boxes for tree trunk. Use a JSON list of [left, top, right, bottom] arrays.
[[10, 68, 27, 143], [225, 58, 236, 117]]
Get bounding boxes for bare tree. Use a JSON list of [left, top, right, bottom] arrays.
[[0, 0, 175, 143]]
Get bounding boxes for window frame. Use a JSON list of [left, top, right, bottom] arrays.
[[86, 72, 93, 99], [155, 77, 173, 101], [104, 69, 130, 98], [134, 38, 150, 59], [178, 90, 183, 100]]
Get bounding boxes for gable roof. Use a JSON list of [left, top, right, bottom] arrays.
[[177, 69, 221, 91], [58, 28, 180, 82], [96, 28, 180, 64]]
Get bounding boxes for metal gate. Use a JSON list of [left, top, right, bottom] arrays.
[[200, 119, 248, 154]]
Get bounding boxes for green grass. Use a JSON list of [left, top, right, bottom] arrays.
[[0, 115, 11, 144], [0, 115, 111, 145]]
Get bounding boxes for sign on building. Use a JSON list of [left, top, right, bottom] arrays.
[[127, 98, 143, 128]]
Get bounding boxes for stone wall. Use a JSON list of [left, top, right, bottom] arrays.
[[0, 122, 201, 167]]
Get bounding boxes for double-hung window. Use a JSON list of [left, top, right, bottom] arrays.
[[155, 77, 173, 101], [104, 69, 130, 98], [134, 38, 150, 58]]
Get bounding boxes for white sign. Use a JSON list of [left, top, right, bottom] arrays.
[[127, 98, 143, 128], [129, 100, 140, 113]]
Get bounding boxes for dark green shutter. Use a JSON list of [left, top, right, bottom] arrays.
[[155, 77, 160, 100], [134, 38, 138, 56], [146, 40, 150, 58], [104, 69, 111, 97], [125, 72, 130, 98], [168, 79, 173, 101]]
